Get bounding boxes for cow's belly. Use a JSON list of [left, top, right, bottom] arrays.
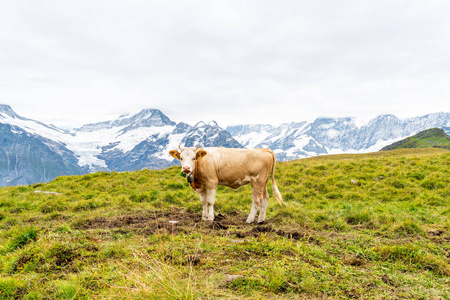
[[220, 181, 249, 190], [218, 175, 257, 190]]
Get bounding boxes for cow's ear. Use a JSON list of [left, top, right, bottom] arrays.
[[196, 149, 207, 160], [169, 150, 181, 160]]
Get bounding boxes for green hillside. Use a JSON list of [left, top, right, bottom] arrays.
[[381, 128, 450, 151], [1, 148, 449, 299]]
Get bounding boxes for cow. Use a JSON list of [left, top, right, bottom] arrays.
[[169, 146, 283, 223]]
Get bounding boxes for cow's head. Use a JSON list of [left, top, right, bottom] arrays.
[[169, 145, 207, 175]]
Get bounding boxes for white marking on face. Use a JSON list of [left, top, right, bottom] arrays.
[[179, 147, 197, 174]]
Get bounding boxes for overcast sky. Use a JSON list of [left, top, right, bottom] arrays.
[[1, 1, 449, 129]]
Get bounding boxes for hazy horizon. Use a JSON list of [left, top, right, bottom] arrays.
[[1, 1, 449, 128]]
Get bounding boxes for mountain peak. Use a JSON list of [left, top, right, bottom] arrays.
[[192, 121, 220, 129], [194, 121, 206, 128], [0, 104, 19, 119], [134, 108, 164, 119], [181, 121, 242, 148], [366, 114, 400, 127], [128, 108, 174, 125], [374, 114, 399, 121], [78, 108, 176, 132], [118, 109, 175, 133]]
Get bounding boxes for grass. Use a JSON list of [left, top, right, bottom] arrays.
[[0, 148, 449, 299], [382, 128, 450, 151]]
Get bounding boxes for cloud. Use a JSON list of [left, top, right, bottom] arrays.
[[1, 1, 450, 128]]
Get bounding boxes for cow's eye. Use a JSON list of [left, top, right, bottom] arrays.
[[192, 158, 195, 161]]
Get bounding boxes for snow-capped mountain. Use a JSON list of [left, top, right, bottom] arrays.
[[0, 105, 84, 186], [71, 111, 242, 172], [181, 121, 242, 148], [227, 113, 450, 161], [1, 103, 450, 187], [0, 104, 241, 185], [67, 109, 179, 171]]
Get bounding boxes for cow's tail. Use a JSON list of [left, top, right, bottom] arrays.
[[268, 150, 284, 205]]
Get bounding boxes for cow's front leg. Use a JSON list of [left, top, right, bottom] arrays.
[[198, 190, 208, 221], [206, 189, 216, 221]]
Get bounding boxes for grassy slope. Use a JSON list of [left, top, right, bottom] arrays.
[[1, 148, 449, 299], [382, 128, 450, 151]]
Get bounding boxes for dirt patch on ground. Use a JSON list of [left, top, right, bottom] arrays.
[[233, 223, 316, 242], [343, 254, 366, 267], [75, 209, 202, 235], [426, 228, 450, 244], [74, 208, 315, 241]]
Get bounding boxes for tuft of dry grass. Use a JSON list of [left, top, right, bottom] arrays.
[[111, 250, 239, 300]]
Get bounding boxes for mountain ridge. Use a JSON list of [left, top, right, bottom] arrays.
[[1, 103, 450, 186], [228, 112, 450, 160]]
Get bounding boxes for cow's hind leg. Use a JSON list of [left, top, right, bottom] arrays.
[[257, 188, 270, 223], [246, 188, 263, 223]]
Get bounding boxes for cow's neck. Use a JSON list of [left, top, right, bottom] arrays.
[[189, 159, 201, 190]]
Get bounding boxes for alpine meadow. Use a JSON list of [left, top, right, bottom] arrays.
[[1, 148, 449, 299]]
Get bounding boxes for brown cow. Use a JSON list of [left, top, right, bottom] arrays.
[[169, 146, 283, 223]]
